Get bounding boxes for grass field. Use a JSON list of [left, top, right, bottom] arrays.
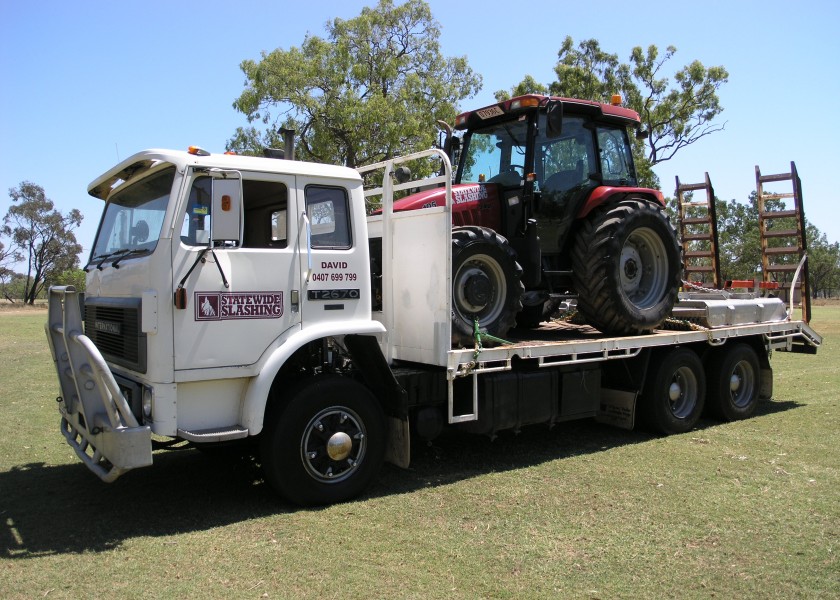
[[1, 307, 837, 599]]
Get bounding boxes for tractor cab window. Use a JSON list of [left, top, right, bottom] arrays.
[[596, 126, 636, 185], [537, 116, 595, 195], [459, 117, 529, 187]]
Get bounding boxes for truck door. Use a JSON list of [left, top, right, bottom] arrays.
[[297, 178, 369, 326], [173, 170, 301, 370]]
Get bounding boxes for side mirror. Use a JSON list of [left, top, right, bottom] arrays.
[[546, 101, 563, 137], [210, 173, 243, 245]]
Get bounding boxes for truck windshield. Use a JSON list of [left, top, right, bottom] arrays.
[[90, 167, 176, 261]]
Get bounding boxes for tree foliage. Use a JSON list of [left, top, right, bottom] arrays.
[[229, 0, 481, 168], [3, 182, 82, 304], [497, 37, 728, 189]]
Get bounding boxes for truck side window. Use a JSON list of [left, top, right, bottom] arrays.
[[242, 180, 288, 248], [181, 177, 212, 246], [181, 177, 289, 248], [305, 186, 352, 249]]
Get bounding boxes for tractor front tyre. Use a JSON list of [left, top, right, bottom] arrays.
[[451, 226, 524, 347], [572, 198, 682, 335]]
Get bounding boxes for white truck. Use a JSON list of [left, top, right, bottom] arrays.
[[46, 144, 822, 505]]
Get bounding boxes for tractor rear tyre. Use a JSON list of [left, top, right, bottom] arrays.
[[572, 198, 682, 335], [451, 226, 524, 347]]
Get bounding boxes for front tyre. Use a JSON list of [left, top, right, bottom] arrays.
[[572, 198, 682, 335], [451, 226, 524, 346], [260, 375, 386, 506]]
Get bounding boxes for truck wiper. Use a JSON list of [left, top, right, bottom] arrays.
[[112, 248, 150, 268], [84, 248, 135, 271]]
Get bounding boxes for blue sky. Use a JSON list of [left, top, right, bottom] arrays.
[[2, 0, 839, 263]]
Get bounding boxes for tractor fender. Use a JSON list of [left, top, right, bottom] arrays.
[[577, 186, 666, 219], [240, 320, 386, 435]]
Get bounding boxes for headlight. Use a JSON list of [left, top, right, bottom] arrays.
[[142, 387, 153, 418]]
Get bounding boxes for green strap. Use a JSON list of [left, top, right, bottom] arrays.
[[472, 318, 512, 362]]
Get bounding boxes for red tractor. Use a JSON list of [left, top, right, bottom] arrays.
[[392, 94, 682, 346]]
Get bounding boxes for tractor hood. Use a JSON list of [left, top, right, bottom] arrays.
[[390, 183, 499, 212], [385, 183, 502, 230]]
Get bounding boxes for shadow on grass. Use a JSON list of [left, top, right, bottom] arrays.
[[1, 398, 801, 558]]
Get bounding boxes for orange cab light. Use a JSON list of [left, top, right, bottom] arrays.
[[610, 94, 623, 106], [456, 113, 468, 127], [526, 173, 537, 183], [224, 151, 237, 155], [188, 146, 211, 156], [510, 97, 541, 111]]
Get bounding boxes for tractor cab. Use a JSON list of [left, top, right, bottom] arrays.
[[452, 94, 641, 254]]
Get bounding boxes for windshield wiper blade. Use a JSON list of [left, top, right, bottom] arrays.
[[85, 249, 132, 271], [112, 248, 150, 268]]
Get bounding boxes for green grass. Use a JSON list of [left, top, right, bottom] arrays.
[[1, 307, 838, 598]]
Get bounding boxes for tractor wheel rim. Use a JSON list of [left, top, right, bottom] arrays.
[[620, 227, 669, 309]]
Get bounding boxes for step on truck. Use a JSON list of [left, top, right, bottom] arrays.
[[46, 118, 821, 507]]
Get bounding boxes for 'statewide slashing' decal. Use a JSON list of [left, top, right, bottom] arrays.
[[195, 291, 284, 321]]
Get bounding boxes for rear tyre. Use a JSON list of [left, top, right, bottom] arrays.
[[705, 343, 760, 421], [572, 198, 682, 335], [638, 348, 706, 435], [451, 226, 524, 346], [260, 375, 386, 506]]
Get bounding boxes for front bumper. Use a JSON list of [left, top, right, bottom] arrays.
[[45, 286, 152, 482]]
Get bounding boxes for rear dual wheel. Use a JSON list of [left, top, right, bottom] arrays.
[[705, 343, 760, 421], [639, 348, 706, 435]]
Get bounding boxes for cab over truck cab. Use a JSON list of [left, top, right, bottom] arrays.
[[48, 148, 394, 504]]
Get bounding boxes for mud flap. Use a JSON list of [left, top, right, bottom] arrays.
[[385, 416, 410, 469], [596, 388, 637, 430]]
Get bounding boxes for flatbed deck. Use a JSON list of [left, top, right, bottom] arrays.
[[446, 316, 821, 378]]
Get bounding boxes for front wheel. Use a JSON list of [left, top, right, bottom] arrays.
[[572, 198, 682, 335], [260, 376, 386, 506], [638, 348, 706, 435], [451, 226, 524, 346]]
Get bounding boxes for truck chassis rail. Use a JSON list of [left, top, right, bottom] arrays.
[[45, 286, 152, 482]]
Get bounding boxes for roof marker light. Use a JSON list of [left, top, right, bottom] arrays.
[[188, 146, 211, 156], [510, 96, 540, 111], [611, 94, 623, 106]]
